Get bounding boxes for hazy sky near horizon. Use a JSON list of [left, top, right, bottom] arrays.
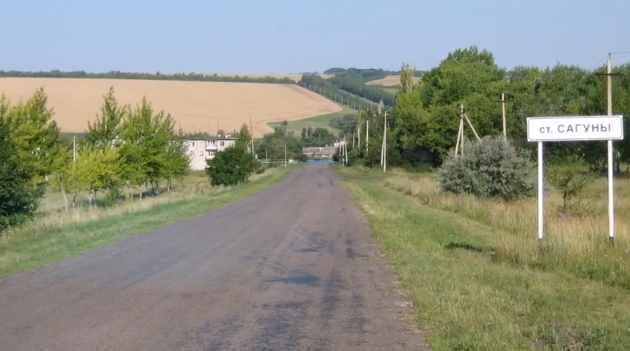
[[2, 0, 630, 73]]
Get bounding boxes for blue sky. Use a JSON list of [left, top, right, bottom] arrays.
[[1, 0, 629, 73]]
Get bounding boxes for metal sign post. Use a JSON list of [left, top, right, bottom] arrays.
[[526, 115, 624, 242]]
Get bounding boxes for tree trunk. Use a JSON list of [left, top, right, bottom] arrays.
[[61, 183, 68, 213]]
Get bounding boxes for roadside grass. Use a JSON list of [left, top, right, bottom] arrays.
[[382, 169, 630, 289], [335, 165, 630, 351], [0, 165, 298, 280], [267, 108, 356, 135]]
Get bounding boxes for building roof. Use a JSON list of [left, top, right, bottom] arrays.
[[183, 136, 237, 142]]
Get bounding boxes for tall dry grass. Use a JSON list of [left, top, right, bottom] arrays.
[[383, 170, 630, 288], [2, 169, 276, 242]]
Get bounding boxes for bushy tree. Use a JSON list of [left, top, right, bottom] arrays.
[[82, 90, 189, 201], [0, 114, 44, 229], [49, 142, 80, 212], [75, 144, 122, 205], [437, 136, 534, 201], [206, 124, 256, 187], [3, 88, 60, 187], [85, 86, 127, 148], [163, 133, 190, 191]]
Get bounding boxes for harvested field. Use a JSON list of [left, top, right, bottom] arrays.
[[0, 78, 342, 137], [366, 75, 419, 87]]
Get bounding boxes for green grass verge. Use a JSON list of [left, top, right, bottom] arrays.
[[0, 166, 299, 280], [334, 166, 630, 351], [267, 108, 356, 136]]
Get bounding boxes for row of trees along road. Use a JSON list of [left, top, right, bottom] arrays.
[[0, 87, 190, 231], [340, 46, 630, 174]]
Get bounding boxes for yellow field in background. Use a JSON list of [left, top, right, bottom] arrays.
[[0, 77, 343, 137]]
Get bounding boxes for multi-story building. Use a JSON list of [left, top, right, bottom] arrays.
[[184, 135, 237, 171]]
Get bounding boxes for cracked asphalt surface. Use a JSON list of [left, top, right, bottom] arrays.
[[0, 164, 429, 351]]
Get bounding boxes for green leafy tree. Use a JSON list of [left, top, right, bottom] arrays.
[[118, 97, 174, 195], [3, 88, 60, 187], [49, 143, 80, 212], [75, 145, 122, 205], [85, 86, 127, 149], [0, 114, 45, 230], [206, 124, 256, 187], [163, 132, 190, 191]]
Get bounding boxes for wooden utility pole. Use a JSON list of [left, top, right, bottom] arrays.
[[594, 54, 623, 244]]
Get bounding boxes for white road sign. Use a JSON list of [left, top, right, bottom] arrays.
[[527, 115, 624, 142]]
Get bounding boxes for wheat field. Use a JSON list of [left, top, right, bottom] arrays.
[[365, 75, 419, 87], [0, 77, 343, 137]]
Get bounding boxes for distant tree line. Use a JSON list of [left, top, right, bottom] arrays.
[[323, 67, 423, 78], [0, 70, 296, 84], [301, 68, 418, 108], [299, 74, 377, 111], [329, 74, 396, 107]]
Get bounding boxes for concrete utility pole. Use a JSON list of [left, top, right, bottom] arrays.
[[455, 104, 465, 156], [250, 116, 255, 157], [494, 93, 512, 140], [357, 112, 361, 153], [381, 111, 388, 172], [72, 136, 78, 163], [366, 116, 370, 155], [455, 103, 481, 157], [501, 93, 507, 140], [344, 135, 348, 166]]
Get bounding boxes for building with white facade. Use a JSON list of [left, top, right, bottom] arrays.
[[184, 135, 237, 171]]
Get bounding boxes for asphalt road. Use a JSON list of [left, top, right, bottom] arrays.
[[0, 164, 429, 351]]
